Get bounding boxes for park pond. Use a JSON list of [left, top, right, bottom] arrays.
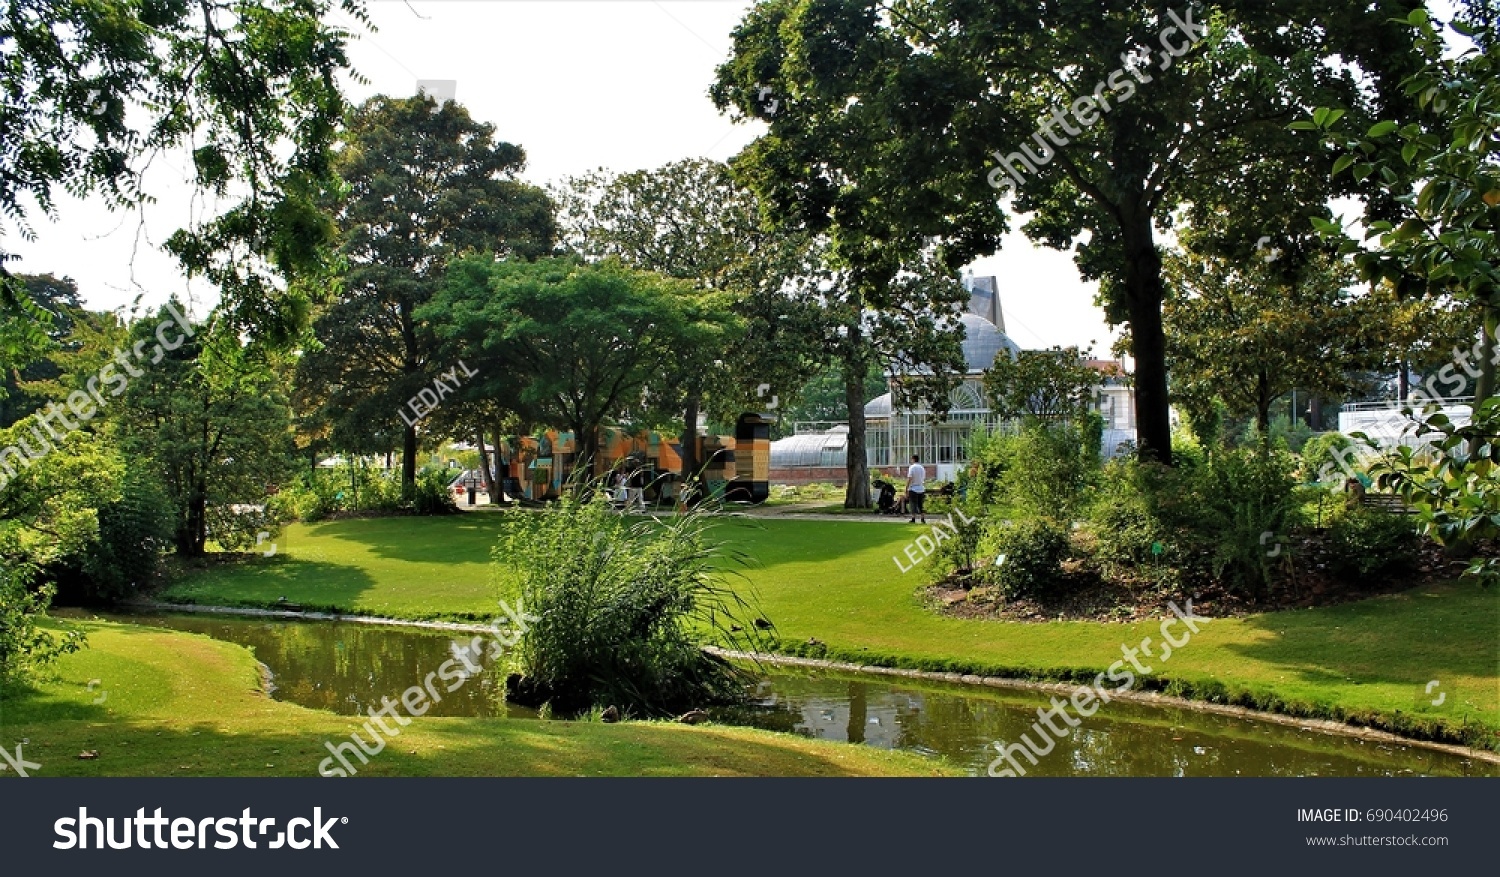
[[79, 610, 1495, 777]]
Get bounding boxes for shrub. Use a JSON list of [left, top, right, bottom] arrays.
[[1085, 458, 1178, 586], [496, 488, 771, 716], [1300, 432, 1357, 482], [981, 518, 1070, 600], [205, 501, 285, 552], [1268, 415, 1316, 454], [273, 464, 459, 520], [1325, 506, 1419, 581], [928, 503, 986, 578], [412, 466, 459, 515], [963, 427, 1021, 509], [1175, 447, 1302, 595], [1365, 397, 1500, 586], [49, 468, 173, 604], [0, 565, 83, 688], [1084, 446, 1301, 596], [1009, 417, 1101, 521]]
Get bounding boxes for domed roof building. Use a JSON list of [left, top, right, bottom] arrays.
[[769, 276, 1138, 485], [957, 312, 1022, 373]]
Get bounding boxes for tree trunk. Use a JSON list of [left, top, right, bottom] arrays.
[[402, 424, 417, 498], [843, 343, 872, 510], [570, 420, 599, 488], [400, 294, 420, 498], [1471, 304, 1497, 456], [1121, 212, 1174, 466], [1256, 373, 1272, 438], [180, 486, 208, 556], [476, 428, 494, 496], [1308, 395, 1322, 431], [1475, 304, 1497, 405], [681, 393, 700, 484], [1398, 354, 1410, 401], [492, 423, 508, 499]]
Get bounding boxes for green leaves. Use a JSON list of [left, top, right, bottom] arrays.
[[1366, 395, 1500, 587], [297, 95, 555, 476], [982, 346, 1102, 421], [1, 0, 364, 344], [715, 0, 1427, 467], [496, 486, 769, 715], [1163, 231, 1378, 433], [423, 257, 726, 469], [1305, 10, 1500, 319], [1312, 107, 1346, 129]]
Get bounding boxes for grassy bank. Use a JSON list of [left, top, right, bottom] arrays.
[[0, 621, 952, 777], [158, 515, 1500, 751]]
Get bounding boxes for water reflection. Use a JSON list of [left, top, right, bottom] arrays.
[[83, 611, 1495, 778], [733, 673, 1494, 777]]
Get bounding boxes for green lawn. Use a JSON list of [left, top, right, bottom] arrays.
[[0, 621, 952, 777], [160, 514, 1500, 749]]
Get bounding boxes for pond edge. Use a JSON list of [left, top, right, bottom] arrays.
[[132, 601, 1500, 767]]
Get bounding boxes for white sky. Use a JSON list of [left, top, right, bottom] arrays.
[[6, 0, 1120, 353]]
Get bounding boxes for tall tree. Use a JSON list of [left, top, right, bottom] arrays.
[[422, 257, 730, 478], [553, 159, 823, 481], [297, 95, 555, 495], [0, 274, 87, 427], [825, 260, 969, 507], [1163, 243, 1379, 433], [712, 0, 1425, 466], [116, 307, 295, 556]]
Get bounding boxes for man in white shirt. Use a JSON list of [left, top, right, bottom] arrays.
[[905, 454, 927, 524]]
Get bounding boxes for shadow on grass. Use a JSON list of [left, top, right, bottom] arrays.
[[161, 560, 380, 614], [0, 712, 941, 778], [1225, 581, 1498, 691], [286, 513, 912, 590], [304, 516, 508, 565]]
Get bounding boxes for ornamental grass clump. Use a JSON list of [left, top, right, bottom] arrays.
[[495, 486, 772, 717]]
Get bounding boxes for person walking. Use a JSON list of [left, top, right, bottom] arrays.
[[905, 454, 927, 524]]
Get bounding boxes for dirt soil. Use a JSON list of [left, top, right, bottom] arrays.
[[926, 534, 1471, 623]]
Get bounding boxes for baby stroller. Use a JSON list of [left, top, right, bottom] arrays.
[[873, 479, 899, 515]]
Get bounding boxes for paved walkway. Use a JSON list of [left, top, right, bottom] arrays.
[[735, 505, 919, 523], [450, 488, 939, 524]]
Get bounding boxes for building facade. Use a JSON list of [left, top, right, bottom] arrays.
[[771, 277, 1138, 483]]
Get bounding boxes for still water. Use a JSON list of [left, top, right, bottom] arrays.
[[87, 611, 1494, 777]]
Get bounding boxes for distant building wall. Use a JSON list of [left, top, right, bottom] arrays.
[[768, 466, 847, 486]]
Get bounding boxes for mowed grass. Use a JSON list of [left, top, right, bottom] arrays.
[[0, 621, 952, 777], [161, 514, 1500, 746]]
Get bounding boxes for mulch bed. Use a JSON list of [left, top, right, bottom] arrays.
[[926, 533, 1474, 623]]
